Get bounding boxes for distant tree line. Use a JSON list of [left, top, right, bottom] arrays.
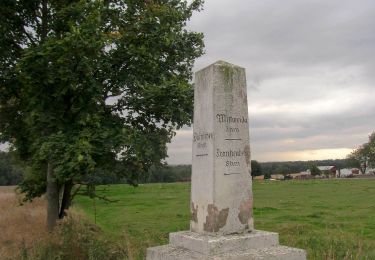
[[140, 159, 351, 182], [259, 159, 350, 179], [2, 133, 373, 187], [1, 153, 355, 185], [140, 165, 192, 183]]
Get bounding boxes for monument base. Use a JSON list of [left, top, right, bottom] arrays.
[[146, 230, 306, 260]]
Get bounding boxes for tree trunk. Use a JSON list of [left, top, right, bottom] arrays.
[[46, 163, 59, 232], [59, 179, 73, 219], [40, 0, 48, 42]]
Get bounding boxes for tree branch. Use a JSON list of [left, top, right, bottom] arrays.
[[41, 0, 48, 42], [70, 184, 82, 201], [21, 26, 36, 45]]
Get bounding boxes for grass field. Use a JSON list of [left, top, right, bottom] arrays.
[[74, 179, 375, 260]]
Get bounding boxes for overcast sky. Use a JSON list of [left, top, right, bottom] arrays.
[[166, 0, 375, 164]]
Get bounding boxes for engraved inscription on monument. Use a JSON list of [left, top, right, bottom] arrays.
[[215, 113, 250, 175], [193, 132, 213, 152]]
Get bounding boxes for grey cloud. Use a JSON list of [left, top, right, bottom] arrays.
[[192, 0, 375, 65], [167, 0, 375, 164]]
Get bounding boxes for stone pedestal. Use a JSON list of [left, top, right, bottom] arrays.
[[147, 230, 306, 260], [146, 61, 306, 259]]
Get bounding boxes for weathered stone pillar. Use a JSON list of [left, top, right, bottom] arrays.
[[190, 61, 253, 235], [147, 61, 306, 260]]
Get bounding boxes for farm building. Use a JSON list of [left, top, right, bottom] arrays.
[[317, 166, 337, 178], [338, 168, 359, 178], [289, 172, 312, 180], [270, 174, 284, 180]]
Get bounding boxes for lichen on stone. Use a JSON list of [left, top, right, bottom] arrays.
[[220, 64, 234, 92]]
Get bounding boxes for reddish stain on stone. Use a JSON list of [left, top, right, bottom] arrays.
[[203, 204, 229, 232], [191, 202, 198, 223], [238, 198, 253, 224]]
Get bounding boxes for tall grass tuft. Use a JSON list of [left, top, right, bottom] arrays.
[[25, 212, 128, 260], [0, 186, 47, 259]]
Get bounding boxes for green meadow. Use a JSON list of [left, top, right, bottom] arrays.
[[74, 179, 375, 260]]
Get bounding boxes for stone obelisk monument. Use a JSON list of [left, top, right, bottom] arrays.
[[147, 61, 306, 259], [190, 60, 253, 235]]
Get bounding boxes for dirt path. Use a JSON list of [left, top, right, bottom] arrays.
[[0, 186, 47, 259]]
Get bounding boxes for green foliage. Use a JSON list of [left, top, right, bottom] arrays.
[[77, 164, 192, 185], [275, 164, 291, 176], [309, 164, 321, 176], [250, 160, 262, 177], [348, 147, 368, 174], [143, 164, 191, 183], [0, 0, 204, 200], [83, 168, 125, 185], [347, 131, 375, 173], [366, 132, 375, 169]]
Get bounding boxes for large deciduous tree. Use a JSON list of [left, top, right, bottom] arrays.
[[0, 0, 204, 231]]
